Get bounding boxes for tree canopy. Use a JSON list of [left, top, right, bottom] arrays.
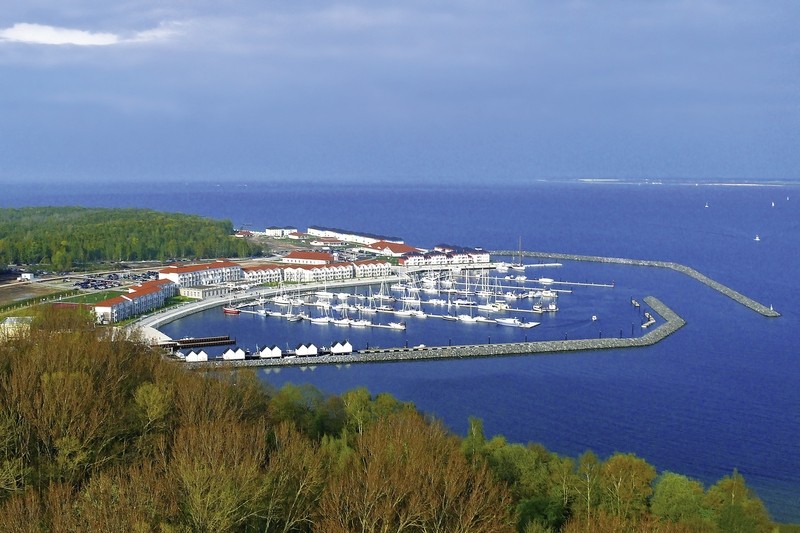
[[0, 308, 777, 532], [0, 207, 258, 269]]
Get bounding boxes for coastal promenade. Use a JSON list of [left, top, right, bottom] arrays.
[[181, 296, 684, 369], [494, 250, 781, 318]]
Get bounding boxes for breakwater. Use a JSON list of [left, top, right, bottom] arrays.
[[494, 251, 781, 318], [181, 296, 683, 369]]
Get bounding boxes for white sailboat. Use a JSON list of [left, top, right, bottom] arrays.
[[511, 237, 525, 271]]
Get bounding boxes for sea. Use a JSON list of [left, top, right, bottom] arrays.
[[3, 178, 799, 522]]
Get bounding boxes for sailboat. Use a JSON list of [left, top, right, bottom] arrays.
[[754, 235, 761, 242], [510, 237, 526, 271]]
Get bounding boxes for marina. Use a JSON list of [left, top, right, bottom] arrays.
[[144, 249, 778, 367], [180, 296, 684, 368]]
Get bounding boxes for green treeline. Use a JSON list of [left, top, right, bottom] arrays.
[[0, 309, 775, 532], [0, 207, 258, 270]]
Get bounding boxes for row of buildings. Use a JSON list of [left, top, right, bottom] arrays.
[[182, 340, 354, 362], [92, 227, 492, 323]]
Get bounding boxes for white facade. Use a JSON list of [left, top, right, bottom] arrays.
[[222, 347, 247, 360], [158, 260, 243, 287], [282, 251, 333, 265], [307, 227, 404, 245], [265, 226, 298, 237], [243, 265, 284, 284], [295, 343, 318, 356], [259, 345, 282, 358], [94, 279, 178, 323], [179, 285, 231, 299], [330, 340, 353, 355], [185, 350, 208, 362]]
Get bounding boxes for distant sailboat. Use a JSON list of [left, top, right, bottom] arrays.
[[771, 201, 775, 207], [754, 235, 761, 242], [705, 201, 709, 208]]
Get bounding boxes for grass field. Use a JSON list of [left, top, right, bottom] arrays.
[[0, 281, 64, 308]]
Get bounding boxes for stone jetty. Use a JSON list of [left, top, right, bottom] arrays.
[[494, 250, 781, 318], [181, 296, 684, 369]]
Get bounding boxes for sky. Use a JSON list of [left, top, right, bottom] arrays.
[[1, 1, 798, 184]]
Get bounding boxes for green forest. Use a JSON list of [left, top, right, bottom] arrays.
[[0, 308, 779, 532], [0, 207, 259, 270]]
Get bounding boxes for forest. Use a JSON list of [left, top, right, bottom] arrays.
[[0, 207, 258, 270], [0, 308, 777, 532]]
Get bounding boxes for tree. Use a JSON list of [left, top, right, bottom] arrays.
[[598, 452, 656, 522], [572, 451, 601, 525], [318, 410, 514, 532], [704, 470, 773, 533], [651, 472, 707, 524]]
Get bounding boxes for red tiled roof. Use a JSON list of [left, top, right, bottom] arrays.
[[367, 241, 420, 254], [95, 279, 175, 308]]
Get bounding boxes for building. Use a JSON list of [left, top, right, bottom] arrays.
[[364, 241, 421, 257], [295, 343, 318, 357], [259, 345, 282, 358], [222, 347, 247, 360], [281, 263, 354, 283], [281, 251, 333, 265], [330, 340, 353, 355], [307, 226, 404, 245], [242, 264, 285, 285], [185, 350, 208, 362], [158, 260, 243, 287], [398, 247, 491, 268], [352, 259, 393, 278], [94, 279, 177, 323], [265, 226, 298, 238], [179, 285, 232, 299]]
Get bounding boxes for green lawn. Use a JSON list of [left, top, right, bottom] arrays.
[[62, 291, 126, 305]]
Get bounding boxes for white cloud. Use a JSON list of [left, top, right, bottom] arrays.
[[0, 22, 179, 46]]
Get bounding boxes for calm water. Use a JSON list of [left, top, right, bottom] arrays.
[[4, 179, 799, 521]]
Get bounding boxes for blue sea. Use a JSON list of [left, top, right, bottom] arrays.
[[4, 179, 799, 522]]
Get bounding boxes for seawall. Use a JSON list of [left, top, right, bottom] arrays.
[[494, 251, 781, 318], [181, 296, 684, 369]]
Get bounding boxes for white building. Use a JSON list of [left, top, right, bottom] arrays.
[[259, 345, 282, 358], [185, 350, 209, 362], [352, 259, 393, 278], [330, 340, 353, 355], [282, 251, 333, 265], [222, 347, 247, 360], [242, 264, 284, 284], [265, 226, 298, 238], [307, 227, 404, 245], [94, 279, 178, 323], [295, 343, 318, 357], [159, 260, 243, 287]]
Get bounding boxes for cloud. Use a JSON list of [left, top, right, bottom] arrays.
[[0, 22, 179, 46]]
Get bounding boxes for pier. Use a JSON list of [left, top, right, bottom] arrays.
[[180, 296, 684, 369], [492, 251, 781, 318]]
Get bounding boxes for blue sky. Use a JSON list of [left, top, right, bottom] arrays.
[[1, 1, 798, 183]]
